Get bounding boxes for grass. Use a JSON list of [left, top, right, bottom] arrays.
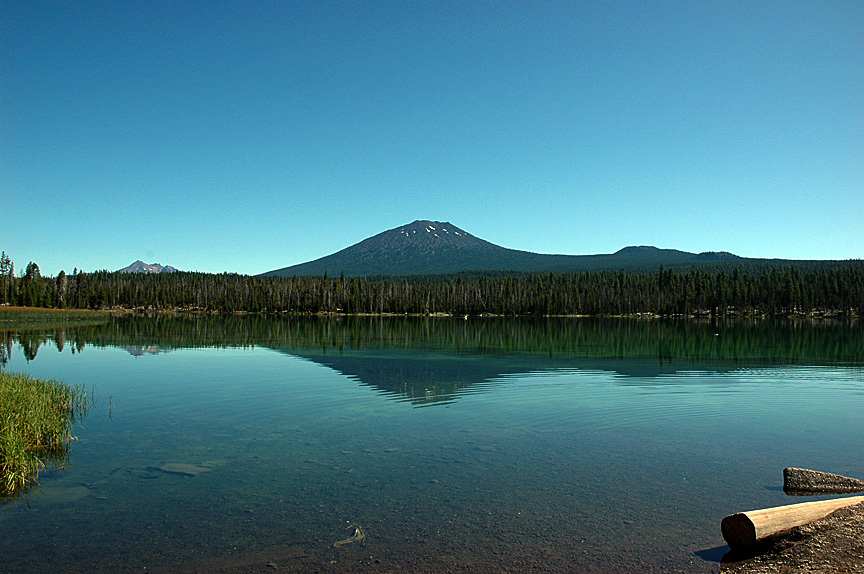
[[0, 372, 89, 496], [0, 306, 110, 331]]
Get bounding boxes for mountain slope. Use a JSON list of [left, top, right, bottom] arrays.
[[261, 220, 756, 277], [117, 260, 179, 274]]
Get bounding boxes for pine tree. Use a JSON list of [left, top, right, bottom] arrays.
[[0, 251, 11, 305], [55, 270, 68, 308]]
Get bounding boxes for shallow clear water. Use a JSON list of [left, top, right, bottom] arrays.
[[1, 317, 862, 573]]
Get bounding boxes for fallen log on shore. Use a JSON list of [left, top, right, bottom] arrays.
[[783, 467, 864, 494], [720, 501, 864, 573], [721, 496, 864, 548]]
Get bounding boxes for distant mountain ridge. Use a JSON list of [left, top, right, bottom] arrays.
[[117, 260, 178, 274], [261, 219, 843, 278]]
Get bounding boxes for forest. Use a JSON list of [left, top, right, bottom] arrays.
[[0, 251, 862, 317]]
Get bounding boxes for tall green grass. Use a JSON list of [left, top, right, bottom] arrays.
[[0, 306, 110, 330], [0, 372, 88, 496]]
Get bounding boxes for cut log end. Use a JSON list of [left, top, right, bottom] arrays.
[[721, 513, 757, 548]]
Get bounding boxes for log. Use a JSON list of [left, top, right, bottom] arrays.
[[721, 496, 864, 548], [784, 467, 864, 494]]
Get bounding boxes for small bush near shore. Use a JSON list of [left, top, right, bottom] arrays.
[[0, 372, 88, 496]]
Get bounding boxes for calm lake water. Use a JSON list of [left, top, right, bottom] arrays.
[[1, 316, 862, 573]]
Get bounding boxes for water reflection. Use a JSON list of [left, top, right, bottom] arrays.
[[2, 316, 862, 406], [123, 345, 166, 357]]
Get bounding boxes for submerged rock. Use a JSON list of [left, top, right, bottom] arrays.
[[333, 524, 366, 548], [783, 467, 864, 494], [152, 463, 213, 477], [32, 485, 91, 504]]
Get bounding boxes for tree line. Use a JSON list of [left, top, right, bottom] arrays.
[[0, 251, 861, 316]]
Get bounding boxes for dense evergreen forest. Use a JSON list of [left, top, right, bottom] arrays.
[[0, 251, 861, 316]]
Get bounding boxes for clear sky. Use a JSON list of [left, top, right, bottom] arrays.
[[2, 1, 862, 275]]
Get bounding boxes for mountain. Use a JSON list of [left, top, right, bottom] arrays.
[[260, 219, 837, 278], [117, 260, 179, 274]]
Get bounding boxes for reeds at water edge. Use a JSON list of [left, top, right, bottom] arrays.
[[0, 372, 89, 496]]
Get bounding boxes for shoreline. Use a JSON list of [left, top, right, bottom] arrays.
[[2, 305, 858, 321]]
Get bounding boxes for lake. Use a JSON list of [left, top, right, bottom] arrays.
[[1, 316, 862, 573]]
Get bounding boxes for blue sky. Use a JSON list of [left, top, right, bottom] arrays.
[[3, 1, 862, 275]]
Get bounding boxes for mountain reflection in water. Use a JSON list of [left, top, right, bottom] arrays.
[[2, 315, 861, 406]]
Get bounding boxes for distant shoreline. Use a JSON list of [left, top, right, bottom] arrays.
[[1, 305, 858, 322], [0, 306, 109, 318]]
